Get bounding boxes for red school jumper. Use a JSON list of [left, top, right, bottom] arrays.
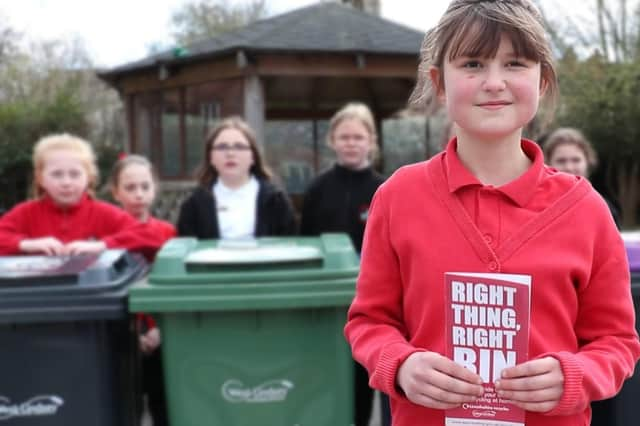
[[140, 216, 176, 261], [0, 194, 165, 258], [345, 139, 640, 426], [137, 215, 176, 329]]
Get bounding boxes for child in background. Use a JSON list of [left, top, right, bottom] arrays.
[[543, 127, 621, 227], [110, 154, 176, 254], [0, 133, 164, 257], [178, 116, 296, 239], [110, 154, 176, 426], [344, 1, 640, 426], [543, 127, 596, 178], [300, 102, 386, 426]]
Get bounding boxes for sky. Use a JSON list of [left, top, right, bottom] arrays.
[[1, 0, 588, 68]]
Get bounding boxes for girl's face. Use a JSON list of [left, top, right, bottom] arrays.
[[38, 149, 89, 208], [548, 143, 589, 177], [331, 118, 374, 170], [432, 34, 543, 143], [209, 128, 255, 185], [112, 163, 156, 221]]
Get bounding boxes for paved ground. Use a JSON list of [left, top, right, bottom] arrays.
[[141, 392, 384, 426]]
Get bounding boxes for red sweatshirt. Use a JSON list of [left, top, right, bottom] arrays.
[[345, 139, 640, 426], [136, 215, 176, 330], [140, 216, 176, 261], [0, 193, 166, 258]]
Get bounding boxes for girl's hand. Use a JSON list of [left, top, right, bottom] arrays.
[[495, 356, 564, 412], [19, 237, 65, 255], [64, 240, 107, 255], [139, 327, 161, 354], [397, 351, 484, 409]]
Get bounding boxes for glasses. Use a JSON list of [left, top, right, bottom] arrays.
[[212, 143, 252, 152]]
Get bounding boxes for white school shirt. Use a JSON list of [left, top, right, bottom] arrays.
[[213, 176, 259, 239]]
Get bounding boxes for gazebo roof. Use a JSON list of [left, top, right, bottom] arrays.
[[100, 2, 424, 78]]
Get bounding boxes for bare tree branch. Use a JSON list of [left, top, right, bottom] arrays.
[[170, 0, 268, 47]]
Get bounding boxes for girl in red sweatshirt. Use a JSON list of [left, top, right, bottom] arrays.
[[0, 133, 164, 256], [110, 154, 176, 426], [344, 1, 640, 426]]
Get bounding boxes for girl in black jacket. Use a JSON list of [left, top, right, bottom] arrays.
[[178, 116, 296, 238], [300, 102, 386, 426]]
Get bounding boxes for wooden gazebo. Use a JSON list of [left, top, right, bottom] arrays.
[[98, 2, 424, 206]]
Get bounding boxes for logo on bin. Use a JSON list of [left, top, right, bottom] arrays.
[[221, 379, 294, 403], [0, 395, 64, 420]]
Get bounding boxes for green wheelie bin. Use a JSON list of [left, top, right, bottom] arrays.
[[129, 234, 359, 426]]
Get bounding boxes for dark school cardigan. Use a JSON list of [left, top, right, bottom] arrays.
[[177, 179, 297, 238]]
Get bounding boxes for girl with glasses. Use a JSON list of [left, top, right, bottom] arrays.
[[177, 116, 296, 239]]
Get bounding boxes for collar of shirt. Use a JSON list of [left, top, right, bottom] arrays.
[[444, 137, 544, 207], [334, 163, 374, 180], [41, 192, 90, 213], [213, 175, 259, 199]]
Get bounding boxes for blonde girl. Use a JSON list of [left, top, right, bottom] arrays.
[[0, 133, 164, 256], [301, 102, 386, 425]]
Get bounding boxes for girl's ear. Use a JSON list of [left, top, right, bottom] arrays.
[[110, 185, 120, 203], [539, 78, 548, 97], [429, 66, 446, 103]]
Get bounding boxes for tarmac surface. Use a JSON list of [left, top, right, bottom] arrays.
[[141, 391, 384, 426]]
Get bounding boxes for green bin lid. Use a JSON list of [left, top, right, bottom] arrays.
[[148, 233, 359, 285], [129, 234, 359, 313], [185, 243, 322, 266]]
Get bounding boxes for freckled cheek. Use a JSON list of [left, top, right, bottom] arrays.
[[443, 74, 477, 102], [444, 84, 477, 119], [512, 75, 542, 101]]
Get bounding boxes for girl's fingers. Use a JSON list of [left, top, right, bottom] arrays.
[[408, 393, 462, 410], [501, 357, 559, 379], [427, 368, 484, 398], [420, 381, 482, 404], [496, 373, 557, 391], [433, 356, 483, 385], [497, 386, 563, 403]]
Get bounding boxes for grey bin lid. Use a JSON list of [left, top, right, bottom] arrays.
[[0, 249, 148, 323]]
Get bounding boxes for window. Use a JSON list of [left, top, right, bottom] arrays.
[[131, 78, 244, 178], [161, 90, 182, 178], [265, 120, 315, 194], [382, 116, 429, 176]]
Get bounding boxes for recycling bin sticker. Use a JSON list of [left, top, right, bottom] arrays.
[[0, 395, 64, 420], [221, 379, 294, 403]]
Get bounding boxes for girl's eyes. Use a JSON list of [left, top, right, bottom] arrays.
[[462, 60, 482, 69], [459, 59, 528, 69], [123, 183, 151, 192], [50, 170, 83, 178]]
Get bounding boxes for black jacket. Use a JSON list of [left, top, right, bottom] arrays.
[[177, 180, 297, 239], [300, 164, 385, 253]]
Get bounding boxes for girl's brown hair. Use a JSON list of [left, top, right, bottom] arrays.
[[32, 133, 99, 198], [410, 0, 558, 112], [108, 154, 159, 191], [543, 127, 598, 174], [196, 116, 272, 187]]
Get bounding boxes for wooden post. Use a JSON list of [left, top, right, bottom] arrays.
[[244, 74, 266, 148]]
